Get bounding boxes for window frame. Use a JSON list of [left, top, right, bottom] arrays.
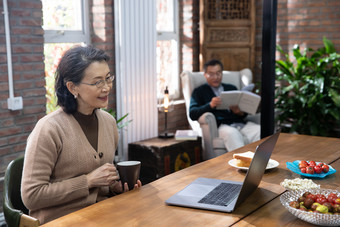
[[156, 0, 180, 99], [43, 0, 91, 44]]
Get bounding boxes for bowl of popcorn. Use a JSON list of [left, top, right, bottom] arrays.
[[280, 178, 320, 191]]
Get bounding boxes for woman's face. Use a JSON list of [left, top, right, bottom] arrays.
[[74, 61, 112, 115]]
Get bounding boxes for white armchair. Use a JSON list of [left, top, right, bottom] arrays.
[[181, 69, 260, 160]]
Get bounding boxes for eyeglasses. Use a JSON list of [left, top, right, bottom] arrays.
[[80, 74, 115, 88], [206, 72, 222, 78]]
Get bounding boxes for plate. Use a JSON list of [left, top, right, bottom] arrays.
[[286, 160, 336, 178], [280, 188, 340, 226], [228, 158, 279, 170]]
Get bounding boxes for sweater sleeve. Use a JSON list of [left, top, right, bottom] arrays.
[[189, 85, 215, 120], [21, 118, 90, 211], [189, 84, 248, 126]]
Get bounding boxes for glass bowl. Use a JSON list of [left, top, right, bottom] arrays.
[[280, 188, 340, 226], [286, 160, 336, 178]]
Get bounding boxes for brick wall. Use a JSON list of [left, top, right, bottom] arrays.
[[158, 102, 189, 135], [253, 0, 340, 84], [276, 0, 340, 52], [91, 0, 116, 110], [0, 0, 45, 214], [179, 0, 200, 72]]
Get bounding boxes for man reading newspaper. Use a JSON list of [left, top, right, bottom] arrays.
[[189, 59, 260, 152]]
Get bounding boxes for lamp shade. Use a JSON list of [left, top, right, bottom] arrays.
[[158, 86, 174, 138], [158, 86, 174, 112]]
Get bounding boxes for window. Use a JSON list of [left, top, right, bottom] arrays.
[[42, 0, 90, 44], [42, 0, 90, 113], [156, 0, 179, 99]]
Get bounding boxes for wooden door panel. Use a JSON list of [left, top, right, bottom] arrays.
[[205, 27, 251, 45], [205, 48, 250, 71], [200, 0, 255, 72]]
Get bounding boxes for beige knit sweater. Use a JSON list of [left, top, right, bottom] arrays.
[[21, 108, 119, 224]]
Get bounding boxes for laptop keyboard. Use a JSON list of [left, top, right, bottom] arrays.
[[198, 183, 242, 206]]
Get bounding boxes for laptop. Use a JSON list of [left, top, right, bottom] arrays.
[[165, 130, 281, 212]]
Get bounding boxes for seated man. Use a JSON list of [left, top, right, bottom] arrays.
[[189, 59, 260, 151]]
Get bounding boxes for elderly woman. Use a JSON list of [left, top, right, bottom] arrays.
[[21, 45, 141, 224]]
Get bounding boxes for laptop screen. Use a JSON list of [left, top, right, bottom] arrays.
[[235, 130, 281, 207]]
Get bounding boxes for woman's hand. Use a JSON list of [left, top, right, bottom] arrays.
[[123, 180, 142, 192], [86, 163, 119, 188], [110, 180, 143, 194]]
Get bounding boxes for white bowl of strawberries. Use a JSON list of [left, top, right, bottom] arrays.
[[286, 160, 336, 178], [280, 188, 340, 226]]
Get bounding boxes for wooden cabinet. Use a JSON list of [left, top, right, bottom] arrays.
[[128, 137, 202, 184], [199, 0, 256, 72]]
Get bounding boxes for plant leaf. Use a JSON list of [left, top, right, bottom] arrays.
[[103, 109, 132, 129], [329, 109, 340, 121], [293, 44, 302, 59], [323, 37, 336, 54], [329, 89, 340, 107], [117, 113, 129, 124]]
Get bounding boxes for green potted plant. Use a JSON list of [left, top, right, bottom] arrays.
[[275, 37, 340, 137], [104, 108, 132, 130], [104, 108, 132, 162]]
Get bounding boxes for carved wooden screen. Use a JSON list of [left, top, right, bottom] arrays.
[[199, 0, 255, 72]]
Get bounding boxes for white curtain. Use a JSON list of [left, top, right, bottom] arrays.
[[114, 0, 158, 161]]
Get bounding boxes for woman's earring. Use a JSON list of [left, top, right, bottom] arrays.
[[74, 94, 77, 99]]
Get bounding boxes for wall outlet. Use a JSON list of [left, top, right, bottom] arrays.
[[7, 96, 23, 110]]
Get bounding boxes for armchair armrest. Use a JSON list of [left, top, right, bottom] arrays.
[[198, 112, 227, 160], [198, 112, 219, 138], [20, 214, 40, 227], [245, 112, 261, 124]]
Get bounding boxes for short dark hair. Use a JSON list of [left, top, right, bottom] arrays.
[[203, 59, 223, 72], [55, 45, 110, 114]]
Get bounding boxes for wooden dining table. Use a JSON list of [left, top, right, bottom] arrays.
[[42, 133, 340, 227]]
